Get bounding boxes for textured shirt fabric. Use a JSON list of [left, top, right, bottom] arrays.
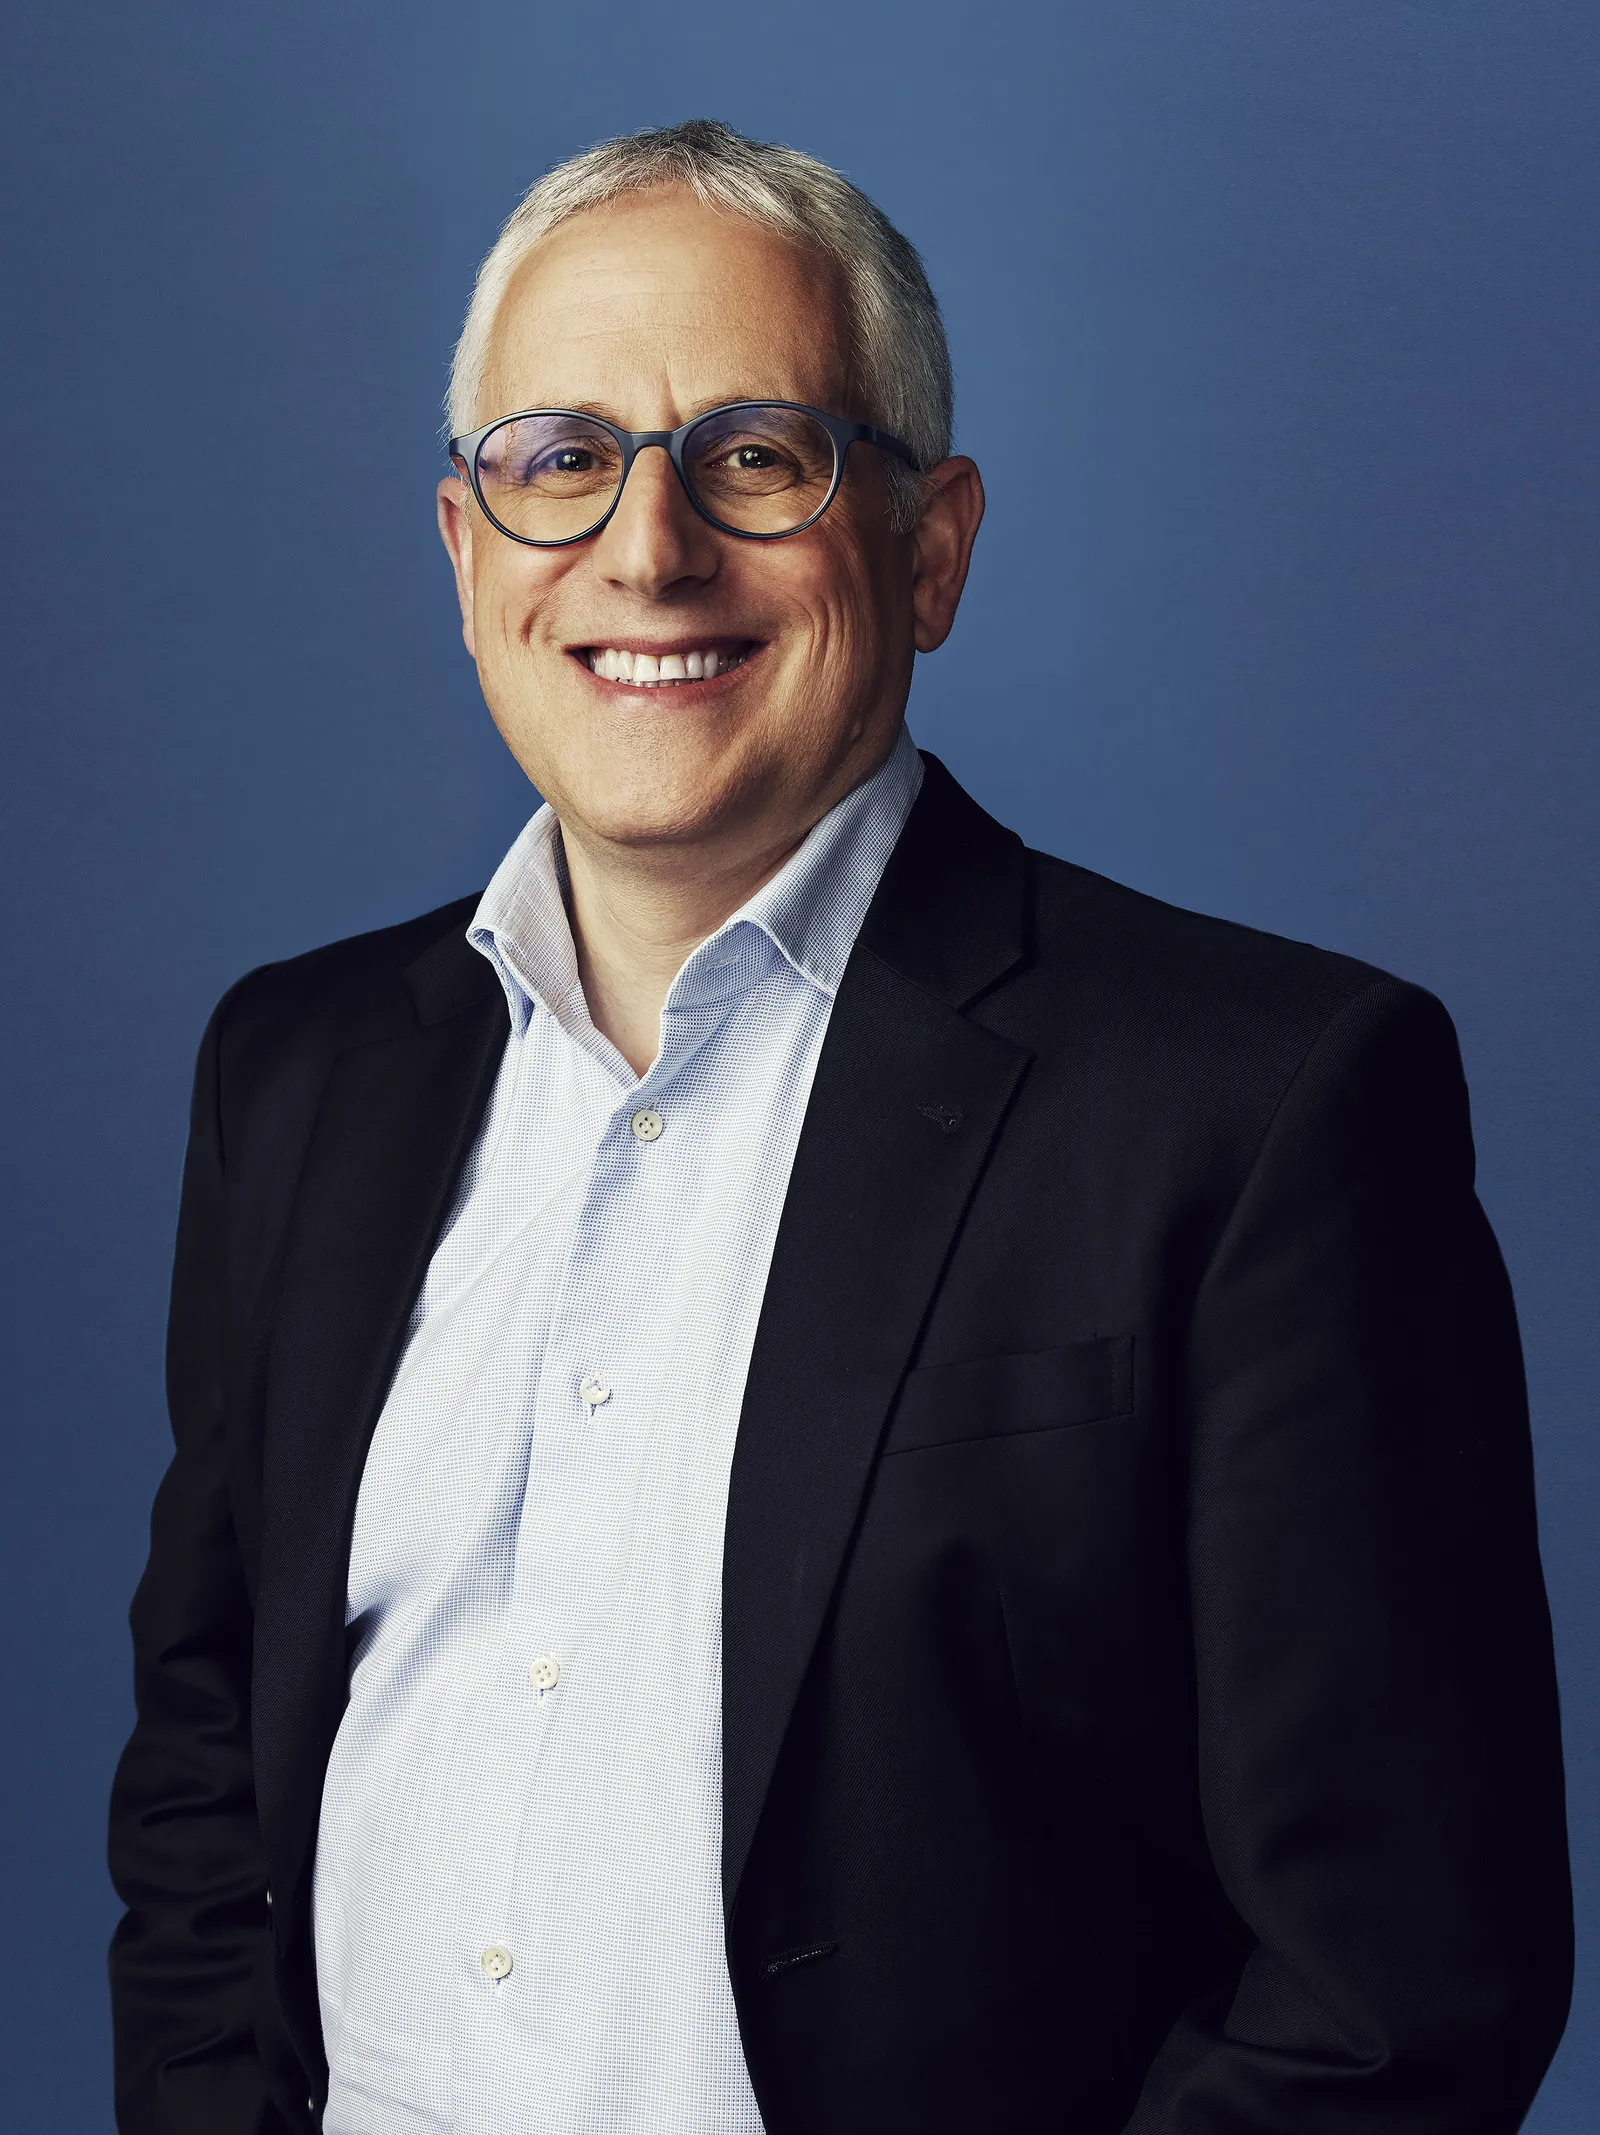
[[312, 728, 923, 2135]]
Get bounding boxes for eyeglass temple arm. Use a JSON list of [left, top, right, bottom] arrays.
[[854, 423, 921, 469]]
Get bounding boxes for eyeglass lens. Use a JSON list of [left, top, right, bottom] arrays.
[[472, 405, 840, 542]]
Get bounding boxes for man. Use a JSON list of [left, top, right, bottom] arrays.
[[109, 119, 1571, 2134]]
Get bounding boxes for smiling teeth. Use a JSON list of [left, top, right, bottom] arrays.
[[589, 647, 747, 684]]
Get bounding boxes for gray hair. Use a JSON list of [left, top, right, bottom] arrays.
[[446, 119, 952, 530]]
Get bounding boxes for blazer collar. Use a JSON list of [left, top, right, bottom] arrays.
[[720, 752, 1033, 1912], [404, 915, 502, 1026], [858, 748, 1029, 1006]]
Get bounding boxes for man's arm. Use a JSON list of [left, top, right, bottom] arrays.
[[108, 995, 281, 2134], [1130, 979, 1571, 2132]]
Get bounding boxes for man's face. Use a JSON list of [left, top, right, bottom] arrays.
[[437, 187, 979, 864]]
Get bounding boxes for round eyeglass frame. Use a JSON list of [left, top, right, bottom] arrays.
[[447, 399, 920, 546]]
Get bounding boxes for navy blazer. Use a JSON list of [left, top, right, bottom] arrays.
[[109, 756, 1571, 2133]]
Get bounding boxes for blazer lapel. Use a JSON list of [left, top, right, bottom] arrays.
[[253, 928, 505, 1934], [721, 756, 1033, 1910]]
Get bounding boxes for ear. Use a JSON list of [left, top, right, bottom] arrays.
[[436, 472, 478, 658], [909, 456, 985, 653]]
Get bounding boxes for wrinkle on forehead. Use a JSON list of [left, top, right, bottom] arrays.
[[476, 188, 856, 432]]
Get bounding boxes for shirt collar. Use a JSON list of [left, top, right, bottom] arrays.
[[468, 724, 924, 1040]]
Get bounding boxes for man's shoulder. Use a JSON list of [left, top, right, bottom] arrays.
[[1013, 845, 1436, 1099], [1027, 845, 1385, 997], [212, 891, 487, 1068]]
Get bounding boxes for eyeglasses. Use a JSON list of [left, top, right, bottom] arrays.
[[448, 400, 919, 546]]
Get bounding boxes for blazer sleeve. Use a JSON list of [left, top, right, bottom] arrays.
[[1127, 979, 1572, 2132], [108, 994, 282, 2134]]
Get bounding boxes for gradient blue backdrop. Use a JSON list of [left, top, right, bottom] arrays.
[[2, 2, 1594, 2125]]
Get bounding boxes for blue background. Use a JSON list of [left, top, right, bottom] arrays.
[[2, 1, 1594, 2124]]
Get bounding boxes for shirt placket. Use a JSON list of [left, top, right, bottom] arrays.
[[457, 1023, 710, 2091]]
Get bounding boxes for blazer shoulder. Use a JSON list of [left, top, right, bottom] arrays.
[[1016, 845, 1442, 1096], [212, 891, 486, 1080]]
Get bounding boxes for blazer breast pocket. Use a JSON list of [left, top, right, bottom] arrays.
[[882, 1336, 1135, 1457]]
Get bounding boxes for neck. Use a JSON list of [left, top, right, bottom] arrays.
[[558, 817, 810, 1078]]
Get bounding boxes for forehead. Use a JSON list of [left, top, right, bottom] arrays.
[[478, 188, 854, 425]]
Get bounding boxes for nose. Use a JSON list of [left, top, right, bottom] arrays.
[[591, 444, 720, 600]]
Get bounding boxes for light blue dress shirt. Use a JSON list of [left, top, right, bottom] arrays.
[[313, 728, 923, 2134]]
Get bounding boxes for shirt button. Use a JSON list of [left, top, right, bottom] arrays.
[[580, 1375, 611, 1410], [480, 1945, 514, 1981], [630, 1108, 664, 1142], [529, 1655, 562, 1692]]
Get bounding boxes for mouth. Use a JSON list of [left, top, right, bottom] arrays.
[[570, 639, 760, 689]]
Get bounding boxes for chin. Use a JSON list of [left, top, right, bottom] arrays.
[[566, 771, 747, 850], [547, 723, 789, 842]]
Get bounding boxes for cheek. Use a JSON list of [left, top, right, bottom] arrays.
[[812, 564, 898, 686], [773, 532, 884, 662], [471, 545, 566, 651]]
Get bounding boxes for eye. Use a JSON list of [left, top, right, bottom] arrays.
[[484, 419, 621, 491], [521, 443, 601, 481], [733, 444, 781, 471]]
